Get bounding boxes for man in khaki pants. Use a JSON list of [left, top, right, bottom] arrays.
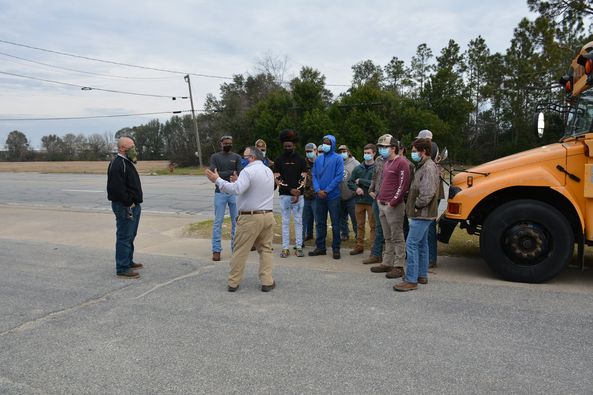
[[206, 146, 276, 292]]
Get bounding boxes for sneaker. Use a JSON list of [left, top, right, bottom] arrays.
[[393, 281, 418, 292], [295, 248, 305, 257], [385, 266, 405, 279], [308, 249, 327, 256], [280, 249, 290, 258], [362, 255, 382, 264], [370, 264, 392, 273]]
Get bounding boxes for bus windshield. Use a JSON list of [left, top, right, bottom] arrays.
[[565, 92, 593, 138]]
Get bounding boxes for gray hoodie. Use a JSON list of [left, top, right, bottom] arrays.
[[340, 156, 360, 200]]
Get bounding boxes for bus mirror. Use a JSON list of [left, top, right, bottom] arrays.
[[537, 112, 545, 138], [436, 147, 448, 163]]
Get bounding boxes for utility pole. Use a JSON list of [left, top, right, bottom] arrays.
[[184, 74, 203, 168]]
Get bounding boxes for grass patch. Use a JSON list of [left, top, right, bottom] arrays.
[[185, 215, 481, 256], [153, 166, 206, 176]]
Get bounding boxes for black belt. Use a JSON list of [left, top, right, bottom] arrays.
[[239, 210, 273, 215]]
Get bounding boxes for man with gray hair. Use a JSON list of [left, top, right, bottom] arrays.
[[205, 147, 277, 293], [107, 137, 144, 278]]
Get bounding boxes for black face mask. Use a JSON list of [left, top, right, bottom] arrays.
[[222, 145, 232, 152], [283, 148, 294, 156]]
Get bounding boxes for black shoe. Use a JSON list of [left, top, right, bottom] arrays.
[[228, 284, 239, 292], [333, 250, 341, 259], [308, 249, 327, 256], [116, 270, 139, 278], [261, 281, 276, 292]]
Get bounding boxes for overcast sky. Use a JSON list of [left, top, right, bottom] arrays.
[[0, 0, 535, 148]]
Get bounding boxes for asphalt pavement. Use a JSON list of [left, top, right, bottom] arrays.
[[1, 172, 593, 394]]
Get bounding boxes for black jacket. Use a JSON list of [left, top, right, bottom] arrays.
[[107, 155, 143, 206]]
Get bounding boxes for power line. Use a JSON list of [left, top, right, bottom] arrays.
[[0, 70, 188, 99], [0, 51, 178, 80], [0, 110, 193, 121], [0, 38, 233, 80], [0, 38, 350, 87]]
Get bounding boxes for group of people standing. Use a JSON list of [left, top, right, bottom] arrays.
[[203, 129, 443, 293]]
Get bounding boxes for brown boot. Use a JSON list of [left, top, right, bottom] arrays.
[[370, 264, 392, 273], [393, 281, 418, 292], [349, 246, 364, 255], [418, 276, 428, 284], [385, 266, 404, 279], [212, 252, 221, 261], [362, 255, 382, 264]]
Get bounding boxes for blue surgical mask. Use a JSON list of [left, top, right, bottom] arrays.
[[306, 151, 316, 159], [241, 158, 249, 168], [340, 152, 348, 160], [363, 153, 373, 162], [411, 152, 422, 162], [321, 144, 331, 153], [378, 147, 390, 158]]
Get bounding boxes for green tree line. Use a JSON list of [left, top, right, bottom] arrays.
[[3, 1, 592, 164]]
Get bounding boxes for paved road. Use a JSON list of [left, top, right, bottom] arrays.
[[2, 237, 593, 394], [0, 172, 227, 216], [1, 172, 592, 393]]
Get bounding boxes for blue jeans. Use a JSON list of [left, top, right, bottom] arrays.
[[212, 192, 237, 253], [112, 201, 141, 274], [314, 197, 341, 251], [428, 219, 437, 264], [302, 198, 316, 240], [340, 197, 357, 239], [405, 218, 432, 283], [280, 195, 304, 249], [371, 200, 384, 257]]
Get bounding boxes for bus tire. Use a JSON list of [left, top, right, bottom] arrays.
[[480, 199, 573, 283]]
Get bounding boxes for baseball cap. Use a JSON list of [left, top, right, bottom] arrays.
[[376, 134, 397, 147], [415, 129, 433, 139], [305, 143, 317, 150]]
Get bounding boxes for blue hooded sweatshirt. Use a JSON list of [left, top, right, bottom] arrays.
[[312, 134, 344, 201]]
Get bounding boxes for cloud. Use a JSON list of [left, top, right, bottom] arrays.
[[0, 0, 533, 146]]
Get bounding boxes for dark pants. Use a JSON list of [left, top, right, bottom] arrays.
[[315, 197, 341, 251], [340, 197, 357, 239], [112, 201, 141, 274], [302, 198, 316, 240]]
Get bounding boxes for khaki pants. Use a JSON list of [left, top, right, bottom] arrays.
[[378, 203, 405, 267], [228, 212, 276, 287], [355, 203, 376, 249]]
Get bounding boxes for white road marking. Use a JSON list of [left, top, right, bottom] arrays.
[[61, 189, 104, 193]]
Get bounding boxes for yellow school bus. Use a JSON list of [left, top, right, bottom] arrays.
[[438, 41, 593, 283]]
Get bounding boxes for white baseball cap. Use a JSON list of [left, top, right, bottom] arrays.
[[415, 129, 433, 139]]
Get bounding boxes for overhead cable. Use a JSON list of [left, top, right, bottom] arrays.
[[0, 38, 350, 86], [0, 70, 188, 99], [0, 110, 193, 121], [0, 51, 178, 80]]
